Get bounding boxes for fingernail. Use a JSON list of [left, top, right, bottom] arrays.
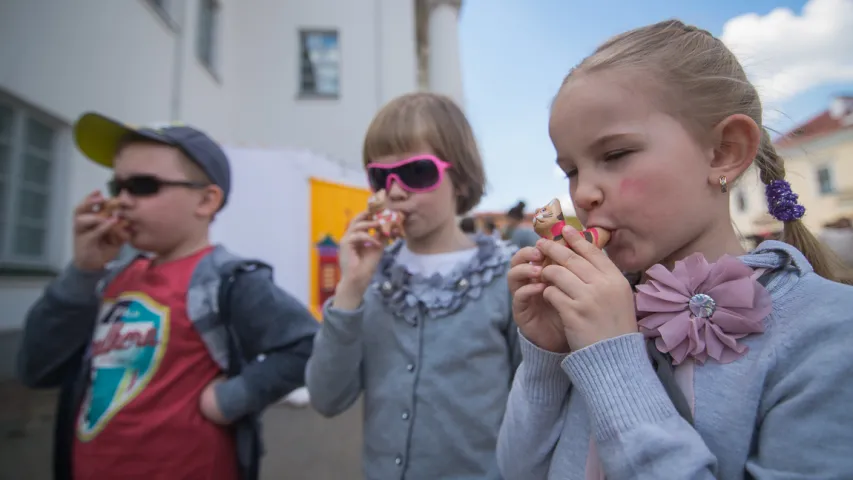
[[562, 225, 578, 236], [531, 266, 541, 275]]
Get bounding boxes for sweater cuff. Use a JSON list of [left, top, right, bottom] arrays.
[[214, 376, 252, 422], [561, 333, 677, 441], [517, 330, 572, 404], [320, 297, 365, 345], [52, 264, 107, 303]]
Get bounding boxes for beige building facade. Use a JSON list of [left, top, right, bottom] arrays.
[[731, 96, 853, 238]]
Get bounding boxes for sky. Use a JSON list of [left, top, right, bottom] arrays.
[[459, 0, 853, 215]]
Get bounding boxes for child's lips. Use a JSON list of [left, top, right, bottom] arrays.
[[120, 220, 136, 235], [604, 229, 621, 247]]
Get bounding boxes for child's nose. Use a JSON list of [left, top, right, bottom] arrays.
[[115, 189, 135, 208], [387, 179, 408, 200], [573, 178, 603, 211]]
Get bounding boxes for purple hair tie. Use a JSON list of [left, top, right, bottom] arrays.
[[765, 180, 805, 222]]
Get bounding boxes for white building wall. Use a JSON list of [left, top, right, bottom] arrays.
[[224, 0, 418, 160], [0, 0, 453, 378], [0, 0, 180, 337], [427, 0, 465, 108], [1, 0, 421, 190]]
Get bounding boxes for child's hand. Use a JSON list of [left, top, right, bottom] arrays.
[[199, 376, 229, 425], [507, 247, 571, 353], [72, 191, 129, 271], [334, 210, 384, 310], [538, 225, 638, 351]]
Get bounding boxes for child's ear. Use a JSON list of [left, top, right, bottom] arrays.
[[197, 185, 224, 218], [708, 113, 761, 185]]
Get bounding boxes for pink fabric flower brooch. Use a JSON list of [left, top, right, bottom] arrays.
[[636, 253, 772, 365]]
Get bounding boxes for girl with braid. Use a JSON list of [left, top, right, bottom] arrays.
[[498, 20, 853, 479]]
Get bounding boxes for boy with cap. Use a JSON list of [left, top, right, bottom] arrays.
[[17, 112, 319, 480]]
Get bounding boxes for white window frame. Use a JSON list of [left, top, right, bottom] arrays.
[[196, 0, 221, 76], [299, 29, 341, 98], [0, 95, 64, 272], [816, 164, 835, 195]]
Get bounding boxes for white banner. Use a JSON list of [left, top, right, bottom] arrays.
[[211, 147, 367, 307]]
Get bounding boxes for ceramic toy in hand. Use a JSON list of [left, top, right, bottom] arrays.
[[367, 190, 406, 245], [532, 198, 610, 266]]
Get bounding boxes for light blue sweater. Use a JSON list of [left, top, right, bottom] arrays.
[[307, 235, 521, 480], [497, 240, 853, 479]]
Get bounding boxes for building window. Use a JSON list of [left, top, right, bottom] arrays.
[[0, 101, 58, 268], [735, 188, 748, 212], [299, 30, 340, 98], [197, 0, 220, 74], [817, 165, 835, 195]]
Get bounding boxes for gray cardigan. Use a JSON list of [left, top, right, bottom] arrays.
[[497, 241, 853, 479], [306, 235, 521, 480]]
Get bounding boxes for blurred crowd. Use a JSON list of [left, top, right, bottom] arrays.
[[460, 201, 540, 249]]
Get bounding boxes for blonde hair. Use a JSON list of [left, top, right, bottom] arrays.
[[362, 92, 486, 214], [562, 19, 849, 283]]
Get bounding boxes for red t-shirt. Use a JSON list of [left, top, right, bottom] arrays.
[[73, 247, 238, 480]]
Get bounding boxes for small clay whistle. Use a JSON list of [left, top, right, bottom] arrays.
[[367, 189, 406, 245], [531, 198, 611, 266]]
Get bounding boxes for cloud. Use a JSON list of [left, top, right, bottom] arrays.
[[720, 0, 853, 104]]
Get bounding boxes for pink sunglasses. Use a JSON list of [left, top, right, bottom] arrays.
[[366, 155, 452, 193]]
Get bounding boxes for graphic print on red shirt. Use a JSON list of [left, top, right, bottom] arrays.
[[73, 247, 238, 480]]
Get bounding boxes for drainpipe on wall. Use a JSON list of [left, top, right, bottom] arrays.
[[374, 0, 384, 110], [170, 0, 187, 120]]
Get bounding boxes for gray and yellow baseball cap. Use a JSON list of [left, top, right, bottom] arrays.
[[73, 112, 231, 205]]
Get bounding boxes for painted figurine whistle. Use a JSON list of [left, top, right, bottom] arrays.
[[531, 198, 611, 266], [96, 198, 130, 240], [367, 189, 406, 245]]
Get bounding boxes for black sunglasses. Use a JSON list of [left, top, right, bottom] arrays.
[[108, 175, 209, 197], [365, 155, 452, 193]]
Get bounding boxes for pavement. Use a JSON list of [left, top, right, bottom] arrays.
[[0, 381, 364, 480]]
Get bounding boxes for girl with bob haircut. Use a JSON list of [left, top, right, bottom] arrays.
[[498, 20, 853, 479], [307, 92, 520, 479]]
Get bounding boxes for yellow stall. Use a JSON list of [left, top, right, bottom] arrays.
[[309, 178, 373, 319]]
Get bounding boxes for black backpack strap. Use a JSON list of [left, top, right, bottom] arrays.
[[217, 259, 272, 480]]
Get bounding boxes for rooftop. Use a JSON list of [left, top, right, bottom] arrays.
[[774, 95, 853, 148]]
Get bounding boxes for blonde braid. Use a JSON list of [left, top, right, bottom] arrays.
[[756, 128, 851, 283]]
